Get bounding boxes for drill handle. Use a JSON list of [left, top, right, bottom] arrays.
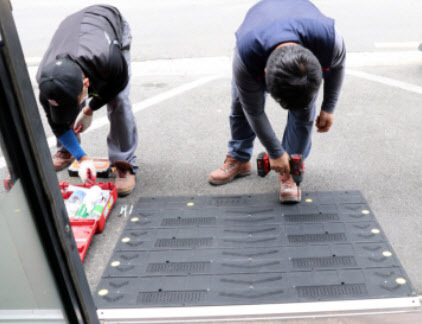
[[289, 154, 304, 184]]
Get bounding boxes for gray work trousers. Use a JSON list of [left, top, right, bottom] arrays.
[[57, 17, 138, 173]]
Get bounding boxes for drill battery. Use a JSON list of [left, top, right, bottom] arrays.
[[257, 152, 271, 177]]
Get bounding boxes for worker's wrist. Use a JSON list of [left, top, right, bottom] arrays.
[[268, 150, 285, 160], [321, 107, 335, 114], [58, 130, 86, 161]]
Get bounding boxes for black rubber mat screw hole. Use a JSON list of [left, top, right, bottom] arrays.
[[166, 261, 169, 263], [333, 255, 336, 257], [341, 282, 345, 285], [158, 289, 162, 292]]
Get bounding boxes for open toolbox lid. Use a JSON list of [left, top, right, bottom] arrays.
[[70, 219, 97, 263]]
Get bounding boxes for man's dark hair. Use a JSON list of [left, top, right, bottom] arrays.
[[265, 45, 322, 110]]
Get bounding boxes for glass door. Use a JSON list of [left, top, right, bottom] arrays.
[[0, 1, 98, 322]]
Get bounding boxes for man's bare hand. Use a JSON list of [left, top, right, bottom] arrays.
[[269, 152, 290, 177], [315, 111, 334, 133]]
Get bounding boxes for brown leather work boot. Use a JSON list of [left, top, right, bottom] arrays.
[[114, 161, 136, 197], [209, 153, 252, 185], [53, 151, 74, 171], [279, 174, 301, 203]]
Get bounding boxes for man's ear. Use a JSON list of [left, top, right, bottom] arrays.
[[83, 77, 90, 88]]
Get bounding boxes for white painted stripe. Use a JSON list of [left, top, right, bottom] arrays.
[[346, 69, 422, 95], [374, 41, 420, 49], [26, 51, 422, 81], [26, 56, 232, 80], [347, 51, 422, 67], [26, 51, 422, 82], [131, 74, 222, 113], [0, 75, 222, 170], [130, 56, 232, 77]]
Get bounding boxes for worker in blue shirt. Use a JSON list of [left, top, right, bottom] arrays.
[[209, 0, 346, 203]]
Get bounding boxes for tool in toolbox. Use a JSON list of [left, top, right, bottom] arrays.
[[257, 152, 305, 194], [68, 158, 115, 178], [60, 181, 117, 262]]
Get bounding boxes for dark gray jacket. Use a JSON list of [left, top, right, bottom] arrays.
[[37, 5, 128, 118]]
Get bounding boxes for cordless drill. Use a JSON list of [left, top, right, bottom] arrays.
[[257, 152, 305, 190]]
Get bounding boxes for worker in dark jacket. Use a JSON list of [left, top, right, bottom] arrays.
[[209, 0, 346, 203], [36, 5, 138, 197]]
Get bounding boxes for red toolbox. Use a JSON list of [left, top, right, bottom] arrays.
[[60, 182, 117, 262], [70, 219, 97, 263]]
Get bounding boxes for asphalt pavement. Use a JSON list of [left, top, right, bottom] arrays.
[[1, 0, 422, 296]]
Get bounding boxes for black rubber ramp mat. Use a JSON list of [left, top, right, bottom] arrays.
[[94, 191, 416, 308]]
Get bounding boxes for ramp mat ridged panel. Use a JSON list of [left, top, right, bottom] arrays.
[[94, 191, 416, 308]]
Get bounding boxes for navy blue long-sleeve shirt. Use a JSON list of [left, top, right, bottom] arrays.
[[233, 0, 346, 159]]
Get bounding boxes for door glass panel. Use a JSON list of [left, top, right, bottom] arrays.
[[0, 147, 67, 323]]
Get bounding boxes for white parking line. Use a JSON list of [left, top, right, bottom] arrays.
[[346, 69, 422, 95], [0, 74, 223, 170], [346, 51, 422, 67], [374, 41, 420, 49], [25, 51, 422, 78]]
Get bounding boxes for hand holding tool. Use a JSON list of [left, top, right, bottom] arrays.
[[257, 152, 305, 187], [78, 159, 97, 185], [68, 158, 113, 178]]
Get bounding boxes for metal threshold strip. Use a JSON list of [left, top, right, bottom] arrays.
[[97, 297, 421, 323]]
